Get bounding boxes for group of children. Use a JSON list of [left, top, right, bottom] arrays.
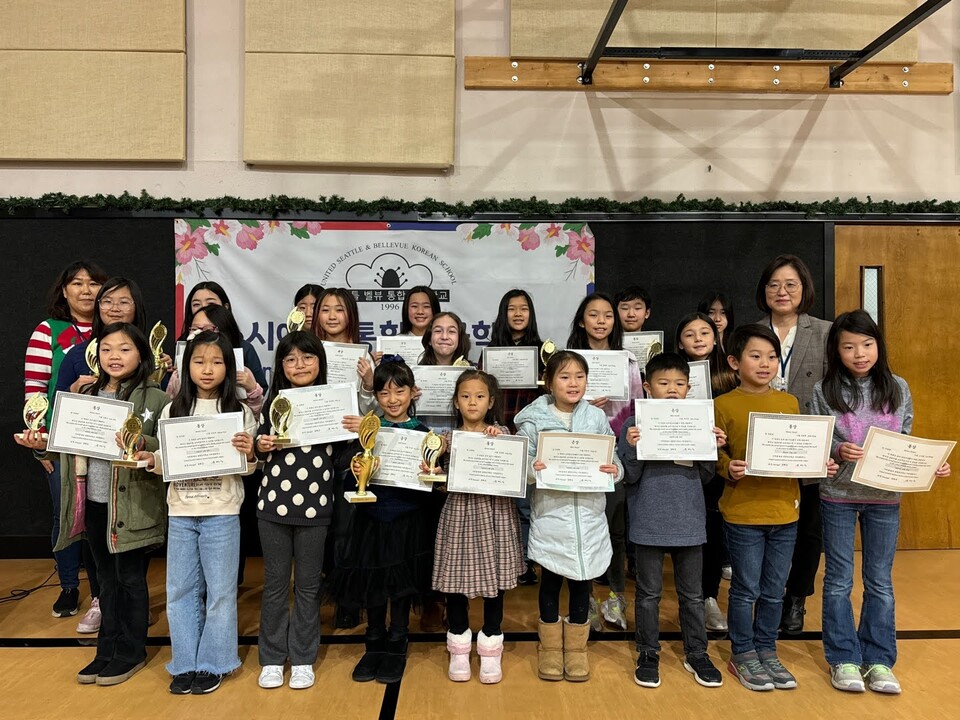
[[19, 268, 950, 698]]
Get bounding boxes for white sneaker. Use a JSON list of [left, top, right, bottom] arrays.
[[76, 597, 102, 634], [704, 597, 728, 631], [721, 565, 732, 581], [831, 663, 866, 692], [600, 592, 627, 630], [258, 665, 284, 689], [862, 664, 901, 694], [289, 664, 315, 690]]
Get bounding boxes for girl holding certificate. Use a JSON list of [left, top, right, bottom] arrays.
[[419, 311, 474, 435], [812, 311, 950, 695], [143, 330, 258, 695], [515, 350, 623, 683], [254, 332, 357, 690], [433, 370, 525, 684], [19, 322, 169, 686], [310, 287, 376, 413], [333, 359, 434, 685]]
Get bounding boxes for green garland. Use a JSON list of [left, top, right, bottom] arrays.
[[1, 190, 959, 218]]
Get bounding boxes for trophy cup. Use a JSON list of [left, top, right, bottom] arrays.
[[148, 322, 168, 383], [537, 339, 557, 385], [286, 308, 306, 332], [85, 339, 100, 378], [452, 355, 472, 368], [345, 411, 380, 503], [16, 393, 49, 441], [114, 414, 149, 468], [647, 341, 663, 365], [418, 431, 446, 483], [270, 395, 296, 447]]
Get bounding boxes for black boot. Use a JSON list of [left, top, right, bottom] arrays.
[[780, 595, 805, 635], [352, 634, 386, 682], [376, 636, 408, 684]]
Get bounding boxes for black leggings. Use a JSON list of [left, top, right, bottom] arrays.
[[446, 592, 505, 636], [366, 596, 412, 641], [539, 568, 591, 624]]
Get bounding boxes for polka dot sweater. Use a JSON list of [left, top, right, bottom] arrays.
[[256, 439, 357, 527]]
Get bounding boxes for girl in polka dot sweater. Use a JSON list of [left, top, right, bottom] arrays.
[[254, 332, 358, 690]]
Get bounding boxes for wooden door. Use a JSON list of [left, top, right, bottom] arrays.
[[835, 225, 960, 549]]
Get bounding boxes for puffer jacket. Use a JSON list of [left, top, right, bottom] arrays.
[[515, 395, 623, 581]]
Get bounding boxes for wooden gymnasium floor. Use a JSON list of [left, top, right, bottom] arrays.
[[2, 551, 959, 720]]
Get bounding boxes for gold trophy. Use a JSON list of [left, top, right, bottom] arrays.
[[418, 431, 446, 483], [537, 339, 557, 385], [148, 322, 168, 383], [647, 341, 663, 365], [345, 411, 380, 503], [114, 414, 149, 468], [452, 355, 472, 368], [286, 308, 306, 332], [16, 393, 49, 441], [270, 395, 296, 447], [85, 339, 100, 378]]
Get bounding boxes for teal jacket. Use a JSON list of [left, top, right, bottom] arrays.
[[52, 382, 170, 555]]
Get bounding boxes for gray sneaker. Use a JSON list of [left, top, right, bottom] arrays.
[[862, 664, 901, 694], [831, 663, 866, 692], [728, 652, 775, 691], [758, 652, 797, 689]]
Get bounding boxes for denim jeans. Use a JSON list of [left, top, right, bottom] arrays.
[[45, 460, 81, 589], [166, 514, 241, 676], [723, 521, 798, 656], [634, 544, 707, 657], [821, 500, 899, 668]]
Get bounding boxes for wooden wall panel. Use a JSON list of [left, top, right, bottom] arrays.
[[835, 225, 960, 549], [246, 0, 454, 56], [0, 51, 185, 161], [0, 0, 184, 51], [244, 53, 455, 168]]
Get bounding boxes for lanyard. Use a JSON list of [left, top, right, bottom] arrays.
[[769, 320, 795, 380]]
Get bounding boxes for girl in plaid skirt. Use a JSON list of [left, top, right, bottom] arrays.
[[432, 370, 525, 684]]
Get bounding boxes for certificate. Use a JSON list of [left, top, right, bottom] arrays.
[[635, 399, 718, 462], [447, 431, 529, 499], [685, 360, 713, 400], [578, 349, 631, 400], [279, 383, 359, 446], [322, 341, 368, 387], [482, 346, 539, 389], [412, 366, 469, 415], [376, 335, 425, 365], [851, 427, 955, 493], [745, 413, 836, 478], [47, 392, 133, 461], [176, 341, 243, 377], [623, 331, 663, 371], [158, 412, 247, 483], [370, 427, 433, 492], [535, 432, 615, 492]]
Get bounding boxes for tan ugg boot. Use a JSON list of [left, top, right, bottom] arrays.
[[563, 617, 591, 682], [537, 618, 564, 681]]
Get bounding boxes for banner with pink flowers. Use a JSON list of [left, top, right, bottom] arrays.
[[175, 219, 595, 379]]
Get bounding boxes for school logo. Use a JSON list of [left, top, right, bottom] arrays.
[[343, 252, 450, 303]]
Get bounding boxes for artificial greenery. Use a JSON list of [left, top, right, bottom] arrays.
[[1, 191, 959, 218]]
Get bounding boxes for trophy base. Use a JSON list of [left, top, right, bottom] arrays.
[[14, 432, 48, 441], [273, 438, 297, 447], [113, 459, 149, 469], [344, 491, 377, 503], [419, 473, 447, 484]]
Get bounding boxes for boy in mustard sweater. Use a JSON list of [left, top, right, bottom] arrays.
[[716, 324, 835, 693]]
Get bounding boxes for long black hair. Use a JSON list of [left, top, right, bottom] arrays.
[[489, 289, 543, 348], [697, 291, 735, 351], [83, 322, 154, 401], [400, 285, 440, 335], [170, 330, 242, 418], [675, 312, 737, 396], [822, 310, 900, 415], [92, 277, 148, 337], [452, 369, 504, 428], [266, 331, 328, 401], [46, 260, 108, 321], [179, 281, 231, 340], [566, 292, 622, 350], [186, 303, 242, 347]]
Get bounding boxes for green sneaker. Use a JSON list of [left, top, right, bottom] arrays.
[[831, 663, 865, 692], [862, 664, 901, 694]]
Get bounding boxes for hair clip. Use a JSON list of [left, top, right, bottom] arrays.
[[380, 353, 406, 365]]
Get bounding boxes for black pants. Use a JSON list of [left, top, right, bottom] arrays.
[[81, 540, 101, 598], [539, 568, 591, 624], [446, 592, 505, 636], [367, 596, 412, 641], [84, 500, 149, 665], [785, 483, 823, 598]]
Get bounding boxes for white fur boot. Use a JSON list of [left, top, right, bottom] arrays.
[[477, 630, 504, 684], [446, 629, 472, 681]]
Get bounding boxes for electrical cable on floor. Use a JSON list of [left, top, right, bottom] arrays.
[[0, 566, 59, 605]]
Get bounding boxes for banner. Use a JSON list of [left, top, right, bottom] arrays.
[[174, 219, 596, 382]]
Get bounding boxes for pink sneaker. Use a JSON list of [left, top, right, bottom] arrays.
[[76, 597, 101, 634]]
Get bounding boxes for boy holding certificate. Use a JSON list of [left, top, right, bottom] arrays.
[[617, 353, 725, 690], [714, 324, 837, 692]]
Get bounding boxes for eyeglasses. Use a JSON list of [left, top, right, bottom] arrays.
[[765, 281, 802, 294], [99, 298, 135, 310], [282, 353, 319, 368]]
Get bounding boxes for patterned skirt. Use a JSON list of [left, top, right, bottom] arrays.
[[432, 493, 526, 598]]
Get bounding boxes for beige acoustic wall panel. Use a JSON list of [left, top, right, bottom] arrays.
[[0, 0, 184, 51], [511, 0, 715, 59], [246, 0, 454, 56], [718, 1, 917, 63], [0, 51, 185, 161], [244, 53, 455, 168]]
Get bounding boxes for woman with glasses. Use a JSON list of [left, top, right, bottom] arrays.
[[754, 254, 831, 635]]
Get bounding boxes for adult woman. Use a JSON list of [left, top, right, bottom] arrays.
[[23, 260, 107, 619], [755, 254, 831, 634]]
